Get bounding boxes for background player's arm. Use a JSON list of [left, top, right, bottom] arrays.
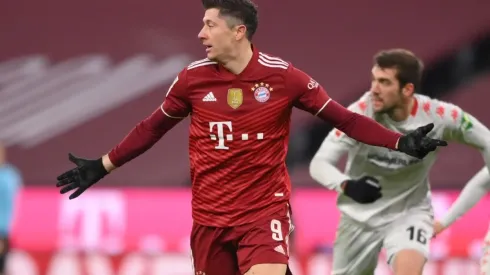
[[288, 66, 401, 150], [309, 98, 364, 192], [102, 70, 191, 172], [438, 105, 490, 228], [309, 130, 354, 192]]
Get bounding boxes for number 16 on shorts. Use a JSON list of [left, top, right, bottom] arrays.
[[407, 226, 427, 244]]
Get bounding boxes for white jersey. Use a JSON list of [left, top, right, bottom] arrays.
[[310, 92, 490, 228]]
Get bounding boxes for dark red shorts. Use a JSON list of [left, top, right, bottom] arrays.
[[190, 206, 294, 275]]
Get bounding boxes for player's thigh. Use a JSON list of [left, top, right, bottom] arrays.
[[237, 211, 293, 275], [190, 223, 239, 275], [479, 231, 490, 274], [384, 211, 432, 274], [332, 216, 383, 275]]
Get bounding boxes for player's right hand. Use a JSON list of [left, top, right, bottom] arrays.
[[56, 153, 108, 200], [397, 123, 448, 159], [342, 176, 382, 204]]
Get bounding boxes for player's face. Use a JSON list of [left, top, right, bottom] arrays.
[[370, 66, 406, 113], [198, 8, 239, 62]]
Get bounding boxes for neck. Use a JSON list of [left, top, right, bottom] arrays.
[[221, 42, 253, 75], [387, 97, 415, 122]]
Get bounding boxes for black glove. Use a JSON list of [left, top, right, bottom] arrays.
[[397, 123, 448, 159], [56, 153, 108, 199], [343, 176, 382, 204]]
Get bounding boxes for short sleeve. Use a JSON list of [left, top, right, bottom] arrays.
[[288, 66, 331, 115], [160, 69, 191, 119]]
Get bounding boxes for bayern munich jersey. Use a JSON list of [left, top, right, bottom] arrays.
[[310, 92, 490, 228], [158, 47, 333, 227]]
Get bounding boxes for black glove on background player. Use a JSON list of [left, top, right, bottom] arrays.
[[56, 153, 108, 199], [397, 123, 447, 159], [343, 176, 382, 204]]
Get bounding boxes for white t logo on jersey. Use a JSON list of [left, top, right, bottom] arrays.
[[209, 121, 233, 150], [209, 121, 265, 150]]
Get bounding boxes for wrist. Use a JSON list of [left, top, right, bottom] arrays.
[[95, 158, 109, 177], [102, 154, 117, 173], [341, 181, 347, 190], [439, 219, 449, 229], [394, 133, 403, 150], [339, 180, 351, 194]]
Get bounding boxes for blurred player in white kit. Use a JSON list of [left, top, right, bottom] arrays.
[[309, 48, 490, 275]]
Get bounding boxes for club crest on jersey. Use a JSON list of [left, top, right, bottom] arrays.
[[251, 82, 272, 103], [227, 88, 243, 109]]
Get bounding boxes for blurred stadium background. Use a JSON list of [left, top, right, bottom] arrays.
[[1, 0, 490, 274]]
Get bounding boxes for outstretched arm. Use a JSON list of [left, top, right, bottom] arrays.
[[103, 107, 184, 171], [437, 107, 490, 229], [314, 99, 401, 149], [289, 66, 399, 149], [56, 71, 191, 199], [439, 168, 490, 228], [104, 72, 190, 171]]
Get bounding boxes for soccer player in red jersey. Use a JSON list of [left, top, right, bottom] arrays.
[[56, 0, 447, 274]]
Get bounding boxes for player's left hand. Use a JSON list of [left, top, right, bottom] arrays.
[[56, 153, 108, 199], [432, 220, 446, 238], [397, 123, 448, 159]]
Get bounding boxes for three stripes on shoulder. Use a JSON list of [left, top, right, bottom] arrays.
[[187, 52, 289, 70]]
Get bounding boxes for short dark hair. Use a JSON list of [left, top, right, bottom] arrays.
[[202, 0, 258, 41], [374, 49, 424, 91]]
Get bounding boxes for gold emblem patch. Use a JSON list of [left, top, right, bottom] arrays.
[[227, 88, 243, 109]]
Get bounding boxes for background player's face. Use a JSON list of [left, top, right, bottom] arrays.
[[198, 8, 241, 62], [370, 65, 408, 114]]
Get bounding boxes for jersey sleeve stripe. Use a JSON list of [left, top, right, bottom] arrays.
[[258, 59, 288, 70], [160, 104, 187, 119], [258, 55, 289, 67], [314, 98, 332, 116], [187, 61, 217, 70], [258, 52, 289, 66], [188, 58, 212, 66]]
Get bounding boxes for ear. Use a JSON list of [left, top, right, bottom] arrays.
[[234, 24, 247, 40], [402, 83, 415, 96]]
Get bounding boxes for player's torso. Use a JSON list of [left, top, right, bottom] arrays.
[[183, 61, 295, 226], [347, 94, 447, 193], [186, 65, 293, 156], [338, 94, 453, 226]]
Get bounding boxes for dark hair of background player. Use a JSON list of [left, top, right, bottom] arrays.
[[374, 49, 425, 92], [201, 0, 259, 41]]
